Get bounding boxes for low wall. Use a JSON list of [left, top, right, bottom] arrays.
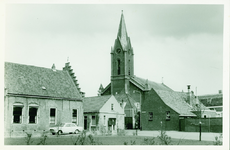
[[181, 118, 222, 133]]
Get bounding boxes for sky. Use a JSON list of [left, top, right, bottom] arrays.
[[4, 4, 225, 97]]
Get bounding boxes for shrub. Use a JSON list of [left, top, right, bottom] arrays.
[[24, 132, 33, 145], [142, 137, 156, 145], [117, 129, 126, 136], [99, 125, 107, 136], [157, 130, 172, 145], [106, 129, 112, 136], [37, 132, 48, 145], [132, 131, 137, 136], [123, 140, 136, 145], [71, 130, 102, 145], [213, 134, 222, 145]]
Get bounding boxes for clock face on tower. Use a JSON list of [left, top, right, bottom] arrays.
[[116, 49, 121, 54]]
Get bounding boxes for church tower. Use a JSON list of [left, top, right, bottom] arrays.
[[111, 11, 134, 95]]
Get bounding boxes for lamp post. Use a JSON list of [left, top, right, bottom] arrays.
[[199, 121, 202, 141], [133, 90, 142, 130]]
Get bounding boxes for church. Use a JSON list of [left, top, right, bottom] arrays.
[[98, 11, 212, 131]]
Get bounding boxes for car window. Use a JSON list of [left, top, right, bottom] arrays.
[[71, 124, 76, 127], [65, 124, 71, 127], [59, 123, 65, 127]]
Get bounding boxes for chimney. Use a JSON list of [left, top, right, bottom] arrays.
[[51, 64, 56, 71], [219, 90, 222, 94], [187, 85, 191, 104]]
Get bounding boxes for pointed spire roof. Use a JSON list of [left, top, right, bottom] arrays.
[[117, 10, 130, 51]]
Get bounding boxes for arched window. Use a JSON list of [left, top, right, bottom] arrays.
[[128, 60, 131, 75], [13, 103, 24, 124], [117, 59, 121, 75], [28, 103, 39, 124]]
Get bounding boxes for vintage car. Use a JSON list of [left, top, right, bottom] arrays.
[[49, 123, 83, 135]]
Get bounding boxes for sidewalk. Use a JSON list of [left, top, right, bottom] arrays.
[[125, 130, 222, 141]]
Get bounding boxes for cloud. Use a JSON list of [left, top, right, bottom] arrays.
[[126, 5, 224, 38]]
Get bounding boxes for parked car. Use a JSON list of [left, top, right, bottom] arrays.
[[49, 123, 83, 135]]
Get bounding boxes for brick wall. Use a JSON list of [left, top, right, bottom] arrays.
[[141, 89, 180, 131], [183, 118, 222, 133]]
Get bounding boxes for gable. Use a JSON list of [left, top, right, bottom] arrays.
[[101, 83, 111, 95], [4, 62, 82, 100], [100, 95, 124, 114]]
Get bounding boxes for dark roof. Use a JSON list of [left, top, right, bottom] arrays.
[[114, 93, 136, 109], [176, 91, 209, 111], [116, 12, 131, 51], [4, 62, 82, 100], [83, 95, 112, 112], [154, 90, 196, 116], [130, 76, 173, 91], [198, 94, 223, 107]]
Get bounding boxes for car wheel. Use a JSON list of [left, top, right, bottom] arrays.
[[74, 129, 80, 134], [57, 130, 62, 135], [52, 133, 55, 135]]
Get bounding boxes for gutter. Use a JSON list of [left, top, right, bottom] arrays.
[[6, 93, 83, 101]]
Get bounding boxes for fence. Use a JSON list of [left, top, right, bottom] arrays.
[[179, 118, 222, 133]]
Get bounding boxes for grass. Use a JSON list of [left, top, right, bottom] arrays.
[[5, 135, 214, 145]]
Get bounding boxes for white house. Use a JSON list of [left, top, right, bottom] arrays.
[[83, 95, 125, 134]]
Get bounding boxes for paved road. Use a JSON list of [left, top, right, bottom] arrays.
[[125, 130, 222, 141]]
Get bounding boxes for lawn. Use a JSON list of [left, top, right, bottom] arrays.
[[4, 134, 215, 145]]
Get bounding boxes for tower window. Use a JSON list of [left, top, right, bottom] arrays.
[[117, 59, 121, 75], [128, 60, 131, 75]]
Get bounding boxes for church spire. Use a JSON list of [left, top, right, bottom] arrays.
[[117, 10, 129, 51]]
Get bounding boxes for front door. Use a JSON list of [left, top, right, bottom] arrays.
[[125, 117, 133, 129]]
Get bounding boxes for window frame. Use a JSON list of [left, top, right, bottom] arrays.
[[166, 111, 170, 121], [111, 103, 114, 111], [12, 103, 24, 124], [72, 109, 78, 124], [28, 104, 39, 124], [91, 115, 96, 126], [149, 112, 153, 121], [49, 108, 57, 125]]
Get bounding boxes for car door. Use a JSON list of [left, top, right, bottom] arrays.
[[63, 123, 70, 133], [70, 123, 76, 133]]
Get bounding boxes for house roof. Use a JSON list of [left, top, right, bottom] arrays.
[[154, 90, 196, 116], [114, 92, 136, 109], [198, 94, 223, 107], [130, 76, 173, 91], [83, 95, 112, 113], [4, 62, 82, 100]]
